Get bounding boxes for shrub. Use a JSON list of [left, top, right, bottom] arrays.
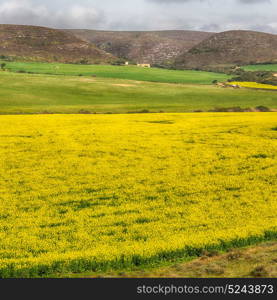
[[250, 266, 268, 278], [256, 106, 270, 112], [0, 63, 6, 70], [111, 59, 126, 66], [79, 109, 91, 114], [79, 59, 89, 65], [231, 71, 277, 86]]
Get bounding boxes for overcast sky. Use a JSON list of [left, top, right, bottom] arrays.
[[0, 0, 276, 33]]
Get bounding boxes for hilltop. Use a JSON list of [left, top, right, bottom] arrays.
[[175, 30, 277, 71], [66, 29, 213, 66], [0, 24, 115, 64], [2, 25, 277, 71]]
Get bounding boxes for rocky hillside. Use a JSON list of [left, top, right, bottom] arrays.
[[2, 25, 276, 70], [0, 24, 115, 64], [175, 30, 277, 71], [66, 29, 213, 66]]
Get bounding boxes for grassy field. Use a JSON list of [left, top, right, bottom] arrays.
[[0, 113, 276, 277], [243, 64, 277, 72], [0, 72, 276, 114], [62, 241, 277, 278], [0, 61, 231, 84]]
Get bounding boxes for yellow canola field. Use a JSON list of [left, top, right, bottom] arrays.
[[229, 81, 277, 90], [0, 113, 276, 277]]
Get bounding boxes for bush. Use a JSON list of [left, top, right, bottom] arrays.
[[250, 266, 268, 278], [111, 59, 126, 66], [79, 109, 91, 114], [127, 109, 150, 114], [255, 106, 270, 112], [79, 59, 89, 65], [138, 109, 150, 114], [209, 107, 245, 112], [231, 71, 277, 86], [41, 111, 53, 114], [0, 55, 14, 62]]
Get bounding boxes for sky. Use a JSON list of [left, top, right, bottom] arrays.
[[0, 0, 276, 33]]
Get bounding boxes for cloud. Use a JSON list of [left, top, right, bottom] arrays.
[[238, 0, 271, 3], [0, 0, 104, 29], [147, 0, 201, 3], [55, 5, 104, 29], [0, 0, 275, 33], [148, 0, 193, 2], [148, 0, 271, 4], [0, 0, 47, 24]]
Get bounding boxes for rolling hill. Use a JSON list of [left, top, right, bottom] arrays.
[[66, 29, 213, 66], [0, 24, 115, 64], [0, 71, 275, 114], [1, 25, 277, 71], [0, 61, 230, 84], [175, 30, 277, 71]]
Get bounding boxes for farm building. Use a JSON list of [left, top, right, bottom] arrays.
[[137, 63, 151, 68]]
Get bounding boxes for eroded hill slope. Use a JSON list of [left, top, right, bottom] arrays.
[[0, 24, 115, 64], [66, 29, 213, 65], [175, 30, 277, 70]]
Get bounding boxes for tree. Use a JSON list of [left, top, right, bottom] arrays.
[[0, 63, 6, 70]]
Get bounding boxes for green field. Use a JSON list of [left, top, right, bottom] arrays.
[[0, 71, 276, 114], [1, 61, 230, 84], [243, 64, 277, 72]]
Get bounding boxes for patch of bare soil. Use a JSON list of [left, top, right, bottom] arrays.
[[78, 78, 96, 82], [86, 241, 277, 278], [112, 84, 136, 87]]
